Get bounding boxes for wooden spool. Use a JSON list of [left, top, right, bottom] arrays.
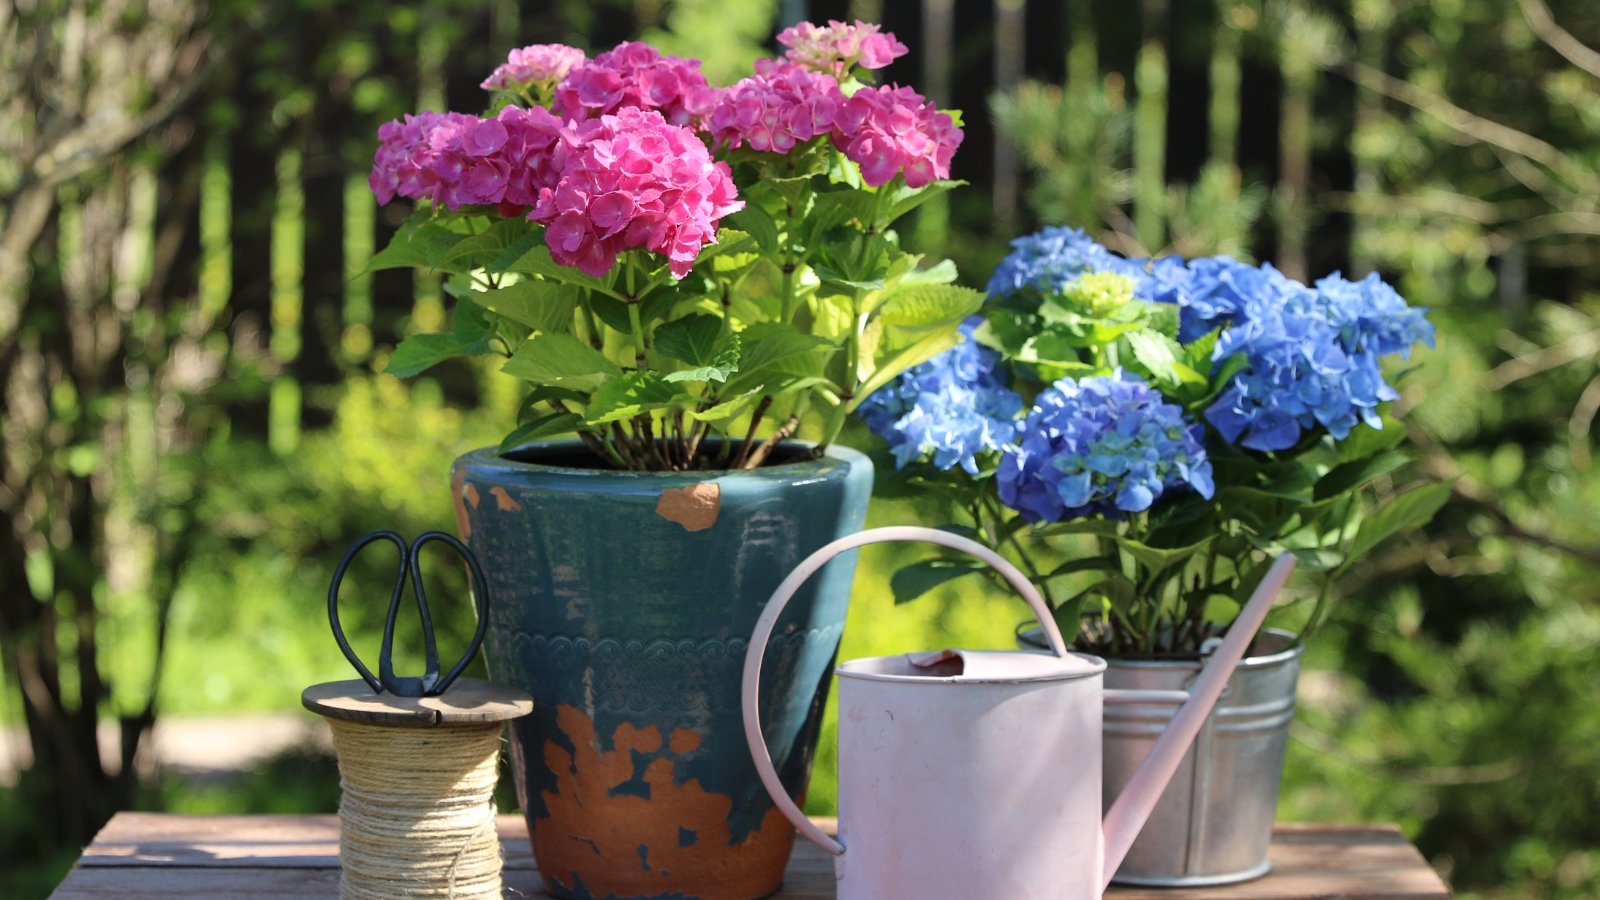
[[302, 677, 532, 727], [303, 678, 532, 900]]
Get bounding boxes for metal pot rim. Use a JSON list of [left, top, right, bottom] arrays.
[[1018, 627, 1305, 669]]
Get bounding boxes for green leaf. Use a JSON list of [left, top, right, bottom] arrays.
[[663, 332, 740, 384], [875, 284, 985, 329], [1313, 450, 1413, 502], [1203, 351, 1250, 400], [1041, 557, 1121, 580], [726, 205, 779, 253], [1289, 547, 1345, 572], [812, 260, 885, 293], [696, 229, 757, 264], [1028, 519, 1120, 540], [890, 558, 986, 605], [523, 385, 588, 406], [1125, 329, 1186, 385], [465, 281, 580, 334], [498, 413, 584, 453], [1182, 328, 1222, 370], [445, 219, 541, 268], [653, 314, 724, 366], [385, 333, 475, 378], [584, 371, 685, 424], [588, 294, 633, 333], [882, 179, 966, 225], [1112, 534, 1216, 577], [368, 219, 465, 274], [485, 228, 549, 274], [686, 388, 763, 424], [723, 324, 831, 394], [808, 188, 877, 234], [1061, 573, 1139, 612], [898, 259, 959, 287], [851, 329, 963, 410], [1340, 482, 1451, 568], [500, 244, 613, 294], [501, 333, 622, 392], [452, 299, 495, 348]]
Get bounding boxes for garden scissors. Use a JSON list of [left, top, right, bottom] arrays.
[[326, 530, 490, 697]]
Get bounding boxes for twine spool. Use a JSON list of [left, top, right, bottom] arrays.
[[304, 678, 534, 900]]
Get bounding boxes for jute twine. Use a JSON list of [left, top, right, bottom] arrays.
[[328, 718, 506, 899]]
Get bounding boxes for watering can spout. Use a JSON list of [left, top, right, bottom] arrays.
[[1097, 553, 1298, 893]]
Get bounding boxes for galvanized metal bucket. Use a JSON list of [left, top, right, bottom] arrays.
[[1021, 627, 1303, 886], [1103, 630, 1302, 886]]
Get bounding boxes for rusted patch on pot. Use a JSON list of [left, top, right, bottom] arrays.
[[654, 483, 721, 532], [463, 482, 481, 509], [669, 727, 700, 755], [489, 486, 523, 511], [452, 470, 473, 541], [536, 704, 792, 899]]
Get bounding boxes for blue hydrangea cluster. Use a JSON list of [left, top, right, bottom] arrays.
[[1202, 270, 1436, 451], [857, 319, 1024, 475], [985, 225, 1130, 300], [984, 225, 1436, 456], [995, 371, 1214, 523]]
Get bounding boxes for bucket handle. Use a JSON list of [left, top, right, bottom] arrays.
[[740, 525, 1068, 858]]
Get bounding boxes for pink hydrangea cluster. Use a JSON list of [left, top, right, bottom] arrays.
[[832, 84, 962, 188], [553, 41, 720, 129], [370, 106, 568, 213], [480, 43, 586, 92], [370, 111, 476, 206], [530, 108, 742, 279], [706, 59, 843, 154], [777, 19, 908, 79]]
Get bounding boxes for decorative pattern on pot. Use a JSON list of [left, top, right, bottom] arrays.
[[454, 441, 871, 900]]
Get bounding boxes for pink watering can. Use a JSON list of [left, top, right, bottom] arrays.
[[741, 526, 1297, 900]]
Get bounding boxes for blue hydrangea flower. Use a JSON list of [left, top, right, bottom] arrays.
[[986, 226, 1129, 301], [1115, 254, 1191, 306], [1202, 269, 1435, 451], [857, 319, 1024, 475], [995, 371, 1214, 523], [1313, 272, 1436, 359]]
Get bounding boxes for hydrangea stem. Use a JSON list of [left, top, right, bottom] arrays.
[[624, 255, 647, 367]]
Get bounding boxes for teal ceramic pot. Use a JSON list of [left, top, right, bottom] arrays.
[[452, 441, 872, 900]]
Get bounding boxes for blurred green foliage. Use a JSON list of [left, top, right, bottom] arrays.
[[4, 2, 1600, 899]]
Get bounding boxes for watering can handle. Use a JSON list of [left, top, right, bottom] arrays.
[[740, 525, 1068, 858]]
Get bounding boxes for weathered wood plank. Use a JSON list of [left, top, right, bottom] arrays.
[[56, 813, 1450, 899]]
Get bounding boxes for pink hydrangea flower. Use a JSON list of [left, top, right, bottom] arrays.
[[553, 41, 721, 129], [777, 19, 908, 79], [531, 108, 743, 279], [481, 43, 586, 93], [370, 111, 477, 206], [707, 59, 843, 154], [369, 106, 567, 212], [832, 84, 962, 188]]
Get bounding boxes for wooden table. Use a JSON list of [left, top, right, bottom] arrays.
[[49, 812, 1451, 898]]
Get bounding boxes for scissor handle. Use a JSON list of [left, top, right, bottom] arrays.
[[406, 531, 491, 697], [326, 529, 492, 697], [328, 530, 405, 694]]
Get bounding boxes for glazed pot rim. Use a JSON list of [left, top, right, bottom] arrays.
[[455, 438, 868, 481], [1018, 627, 1304, 668]]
